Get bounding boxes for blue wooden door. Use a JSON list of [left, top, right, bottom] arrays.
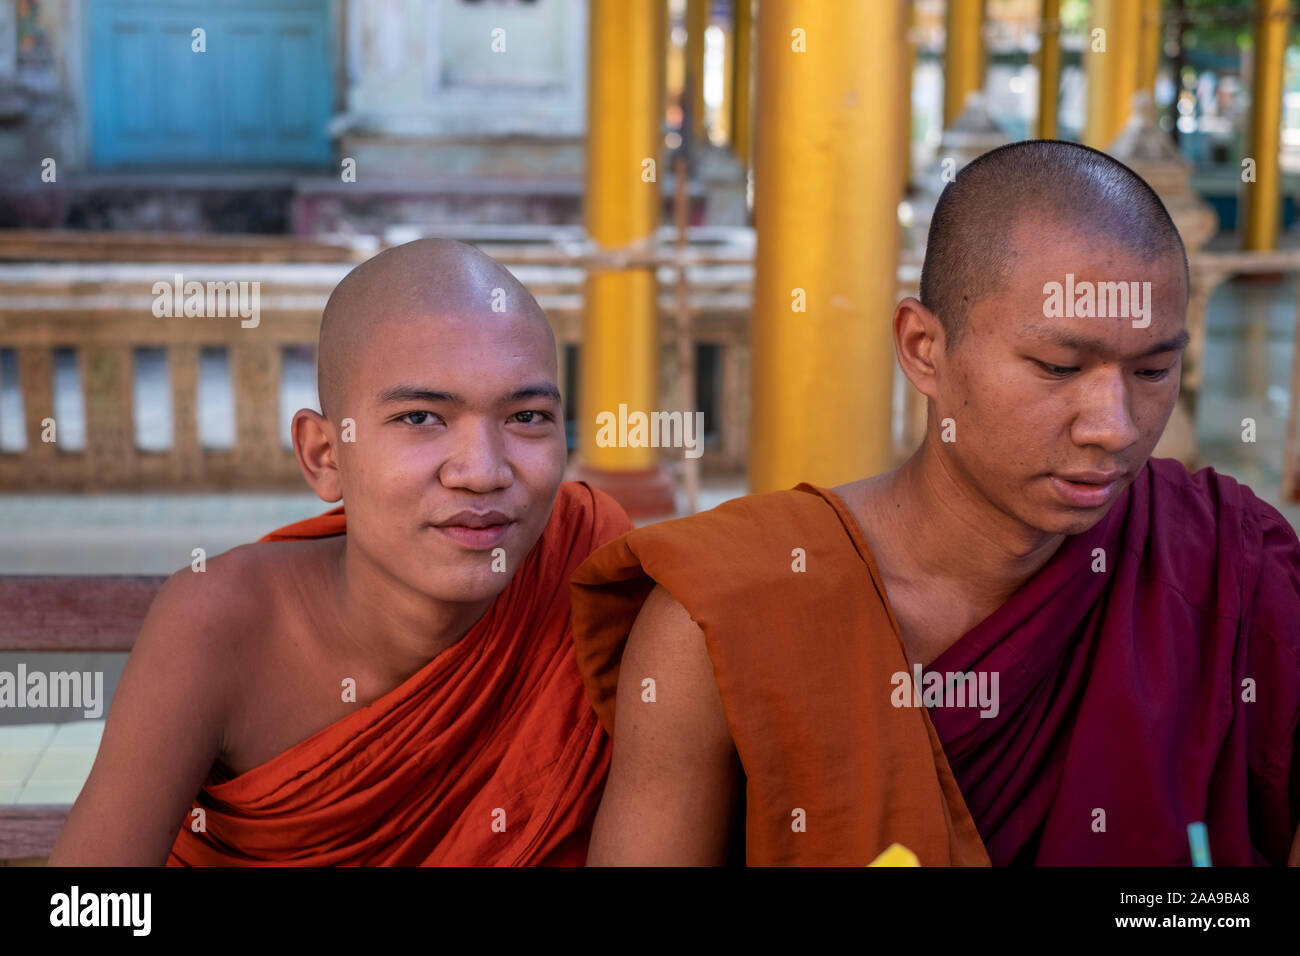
[[89, 0, 333, 168]]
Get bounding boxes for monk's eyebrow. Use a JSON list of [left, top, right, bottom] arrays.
[[377, 386, 463, 405], [505, 384, 562, 404], [376, 384, 562, 405], [1022, 325, 1190, 360]]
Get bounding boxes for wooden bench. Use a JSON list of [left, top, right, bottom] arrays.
[[0, 575, 161, 862]]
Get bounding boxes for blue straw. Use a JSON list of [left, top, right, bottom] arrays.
[[1187, 822, 1212, 867]]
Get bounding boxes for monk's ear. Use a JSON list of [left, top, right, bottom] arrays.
[[292, 409, 343, 503], [894, 296, 944, 402]]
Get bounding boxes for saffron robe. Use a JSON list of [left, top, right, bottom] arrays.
[[923, 458, 1300, 865], [570, 485, 992, 866], [168, 481, 632, 866], [570, 458, 1300, 866]]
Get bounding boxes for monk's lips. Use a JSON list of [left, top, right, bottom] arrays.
[[430, 521, 515, 549], [1048, 473, 1124, 508]]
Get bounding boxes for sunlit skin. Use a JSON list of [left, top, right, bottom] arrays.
[[293, 306, 567, 686], [50, 240, 568, 865], [834, 219, 1189, 666]]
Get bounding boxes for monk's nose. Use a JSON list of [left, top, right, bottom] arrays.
[[439, 419, 513, 493], [1071, 370, 1141, 454]]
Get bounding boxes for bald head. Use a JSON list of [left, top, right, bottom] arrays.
[[919, 140, 1189, 348], [317, 238, 555, 420]]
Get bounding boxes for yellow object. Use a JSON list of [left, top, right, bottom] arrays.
[[748, 0, 900, 493], [868, 843, 921, 867], [1037, 0, 1061, 140], [943, 0, 985, 127], [581, 0, 661, 471], [686, 0, 708, 143], [1083, 0, 1142, 148], [903, 0, 916, 190], [1137, 0, 1162, 95], [730, 0, 753, 167], [1242, 0, 1290, 252]]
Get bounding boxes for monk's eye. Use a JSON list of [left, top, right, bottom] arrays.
[[510, 410, 551, 425], [1137, 367, 1173, 381], [399, 411, 440, 426], [1035, 361, 1079, 378]]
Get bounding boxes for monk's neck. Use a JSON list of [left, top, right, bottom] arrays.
[[844, 441, 1066, 663], [329, 540, 496, 686]]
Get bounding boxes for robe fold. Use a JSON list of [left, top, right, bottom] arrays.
[[569, 458, 1300, 866], [168, 480, 631, 866], [570, 485, 992, 866]]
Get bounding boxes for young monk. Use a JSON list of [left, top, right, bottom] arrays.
[[50, 238, 631, 866], [571, 141, 1300, 866]]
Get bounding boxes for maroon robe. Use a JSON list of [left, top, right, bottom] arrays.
[[927, 457, 1300, 865]]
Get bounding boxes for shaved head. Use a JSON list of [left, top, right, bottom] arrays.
[[292, 236, 568, 608], [893, 140, 1192, 542], [317, 238, 555, 420], [920, 140, 1189, 348]]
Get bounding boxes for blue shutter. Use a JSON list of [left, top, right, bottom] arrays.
[[89, 0, 332, 168]]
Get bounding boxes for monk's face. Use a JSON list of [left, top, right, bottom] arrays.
[[936, 223, 1188, 536], [335, 308, 565, 605]]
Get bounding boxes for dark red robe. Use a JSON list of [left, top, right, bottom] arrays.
[[926, 458, 1300, 865]]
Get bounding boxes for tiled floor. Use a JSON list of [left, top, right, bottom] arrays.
[[0, 720, 104, 806]]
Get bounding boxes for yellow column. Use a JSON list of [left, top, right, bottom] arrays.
[[1037, 0, 1061, 139], [1137, 0, 1163, 94], [1084, 0, 1142, 149], [580, 0, 673, 514], [731, 0, 753, 167], [749, 0, 902, 492], [1243, 0, 1290, 252], [686, 0, 708, 144], [657, 0, 669, 138], [903, 0, 916, 190], [666, 3, 685, 124], [718, 12, 732, 144], [944, 0, 985, 127]]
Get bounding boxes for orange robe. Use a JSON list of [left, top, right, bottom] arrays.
[[570, 484, 990, 866], [168, 481, 631, 866]]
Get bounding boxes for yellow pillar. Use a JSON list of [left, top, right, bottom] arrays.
[[1243, 0, 1290, 252], [686, 0, 708, 144], [903, 0, 916, 190], [657, 0, 669, 139], [580, 0, 673, 514], [718, 13, 732, 144], [749, 0, 902, 492], [731, 0, 753, 167], [944, 0, 985, 127], [1137, 0, 1163, 94], [1037, 0, 1061, 139], [666, 3, 685, 125], [1084, 0, 1142, 149]]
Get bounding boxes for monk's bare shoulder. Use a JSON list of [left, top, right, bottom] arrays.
[[154, 540, 310, 644], [587, 583, 740, 865], [50, 536, 336, 864], [110, 536, 337, 768]]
